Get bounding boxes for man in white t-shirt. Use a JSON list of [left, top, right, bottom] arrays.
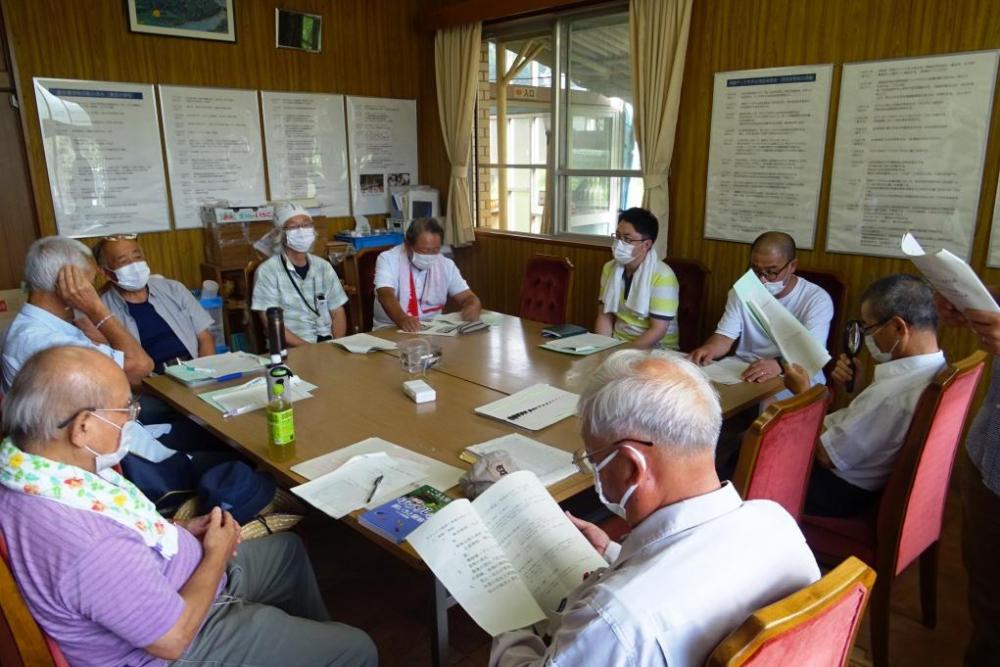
[[373, 218, 481, 331], [690, 231, 833, 387]]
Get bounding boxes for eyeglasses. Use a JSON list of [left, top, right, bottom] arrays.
[[609, 233, 649, 245], [102, 234, 138, 242], [749, 259, 792, 281], [284, 222, 315, 231], [848, 317, 892, 337], [56, 396, 141, 429], [572, 438, 653, 474]]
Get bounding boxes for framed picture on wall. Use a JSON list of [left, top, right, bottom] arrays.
[[126, 0, 236, 43]]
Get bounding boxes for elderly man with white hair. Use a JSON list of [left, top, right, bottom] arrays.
[[251, 202, 348, 345], [489, 350, 820, 667], [1, 236, 153, 393], [0, 345, 377, 667]]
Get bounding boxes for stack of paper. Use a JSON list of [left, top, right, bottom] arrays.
[[291, 437, 465, 492], [198, 376, 318, 417], [291, 452, 430, 519], [733, 270, 831, 379], [475, 384, 579, 431], [540, 333, 622, 356], [465, 434, 577, 487], [700, 357, 750, 385], [902, 233, 1000, 313], [331, 333, 398, 354], [164, 351, 268, 386], [434, 311, 504, 327]]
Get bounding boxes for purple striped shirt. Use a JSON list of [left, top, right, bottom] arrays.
[[0, 487, 215, 667]]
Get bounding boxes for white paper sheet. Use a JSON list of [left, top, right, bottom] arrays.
[[158, 85, 267, 229], [704, 65, 833, 249], [185, 352, 268, 376], [700, 357, 751, 385], [433, 311, 504, 327], [540, 333, 623, 356], [261, 91, 351, 217], [290, 437, 465, 493], [33, 78, 171, 237], [902, 233, 1000, 313], [990, 170, 1000, 268], [198, 376, 317, 415], [827, 52, 999, 260], [733, 270, 831, 378], [346, 96, 419, 215], [291, 452, 429, 519], [466, 434, 576, 487], [331, 333, 398, 354], [475, 384, 579, 431]]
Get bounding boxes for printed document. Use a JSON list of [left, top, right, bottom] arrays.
[[475, 384, 579, 431], [902, 233, 999, 313], [465, 434, 577, 487], [291, 452, 429, 518]]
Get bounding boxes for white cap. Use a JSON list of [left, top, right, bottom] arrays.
[[273, 201, 311, 228]]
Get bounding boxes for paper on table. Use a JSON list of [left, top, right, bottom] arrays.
[[198, 376, 317, 414], [902, 233, 1000, 313], [185, 352, 268, 376], [700, 357, 751, 385], [399, 320, 460, 337], [434, 310, 504, 326], [290, 437, 465, 492], [291, 452, 429, 519], [466, 434, 576, 487], [331, 333, 398, 353], [733, 270, 831, 378], [540, 333, 623, 356], [474, 384, 579, 431], [407, 499, 547, 636]]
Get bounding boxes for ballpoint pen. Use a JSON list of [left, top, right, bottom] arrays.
[[366, 474, 384, 503]]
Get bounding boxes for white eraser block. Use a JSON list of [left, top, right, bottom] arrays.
[[403, 379, 436, 404]]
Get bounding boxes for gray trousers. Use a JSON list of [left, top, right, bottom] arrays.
[[173, 533, 377, 667]]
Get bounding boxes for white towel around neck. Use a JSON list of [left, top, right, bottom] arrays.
[[602, 248, 660, 319]]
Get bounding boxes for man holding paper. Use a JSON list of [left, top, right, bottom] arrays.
[[488, 350, 819, 666], [690, 232, 832, 385], [594, 208, 679, 349], [784, 274, 944, 518]]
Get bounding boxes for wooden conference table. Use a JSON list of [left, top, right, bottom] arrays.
[[145, 314, 781, 665]]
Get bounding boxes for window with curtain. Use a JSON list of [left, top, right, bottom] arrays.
[[475, 6, 639, 238]]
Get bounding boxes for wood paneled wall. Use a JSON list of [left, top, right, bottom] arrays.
[[1, 0, 448, 288], [461, 0, 1000, 366]]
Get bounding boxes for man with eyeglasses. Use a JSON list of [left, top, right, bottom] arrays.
[[689, 231, 833, 387], [251, 202, 348, 345], [0, 346, 377, 667], [595, 208, 679, 349], [782, 274, 944, 518], [94, 234, 216, 374], [373, 217, 481, 331], [490, 350, 818, 667]]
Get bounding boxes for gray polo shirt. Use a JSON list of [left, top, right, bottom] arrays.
[[100, 276, 214, 359]]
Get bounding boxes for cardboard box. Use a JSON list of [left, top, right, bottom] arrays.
[[0, 287, 27, 332], [201, 203, 275, 268]]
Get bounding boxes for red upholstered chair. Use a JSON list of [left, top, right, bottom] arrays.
[[801, 350, 987, 667], [518, 255, 574, 325], [663, 258, 709, 352], [0, 533, 67, 667], [795, 268, 848, 380], [732, 384, 828, 522], [707, 556, 876, 667]]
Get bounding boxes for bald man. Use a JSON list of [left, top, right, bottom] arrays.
[[690, 231, 833, 387], [0, 346, 376, 667]]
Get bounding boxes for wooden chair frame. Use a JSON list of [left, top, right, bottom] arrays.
[[0, 541, 56, 667], [707, 556, 876, 667], [519, 254, 574, 325]]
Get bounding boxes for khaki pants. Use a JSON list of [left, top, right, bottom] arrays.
[[173, 533, 377, 667], [961, 451, 1000, 667]]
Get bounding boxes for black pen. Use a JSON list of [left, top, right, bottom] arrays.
[[366, 474, 384, 503]]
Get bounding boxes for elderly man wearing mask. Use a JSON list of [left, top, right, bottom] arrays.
[[594, 207, 679, 349], [489, 350, 819, 667], [373, 217, 481, 331], [95, 234, 216, 374], [0, 345, 377, 667], [251, 202, 348, 345]]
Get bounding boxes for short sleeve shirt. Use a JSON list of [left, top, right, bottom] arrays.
[[372, 245, 470, 329], [251, 252, 348, 342], [598, 260, 680, 349]]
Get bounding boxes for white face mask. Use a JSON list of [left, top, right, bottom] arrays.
[[865, 333, 899, 364], [410, 252, 439, 271], [84, 413, 136, 472], [113, 261, 150, 292], [592, 445, 645, 519], [285, 228, 316, 253], [763, 279, 785, 296], [612, 239, 636, 265]]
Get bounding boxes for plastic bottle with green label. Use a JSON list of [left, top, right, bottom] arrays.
[[267, 381, 296, 462]]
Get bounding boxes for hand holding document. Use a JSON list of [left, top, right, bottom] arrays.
[[408, 471, 607, 635], [901, 233, 999, 313], [291, 452, 429, 519], [331, 333, 398, 354], [540, 333, 623, 356], [475, 384, 579, 431], [733, 270, 831, 379]]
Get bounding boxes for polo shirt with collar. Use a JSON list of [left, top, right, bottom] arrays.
[[489, 483, 820, 667], [821, 350, 946, 491], [251, 252, 348, 342]]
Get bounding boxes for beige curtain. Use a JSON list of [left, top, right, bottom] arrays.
[[434, 22, 482, 246], [629, 0, 692, 256]]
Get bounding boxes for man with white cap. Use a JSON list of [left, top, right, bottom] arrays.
[[251, 202, 348, 345]]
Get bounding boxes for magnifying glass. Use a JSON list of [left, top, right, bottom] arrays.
[[843, 320, 864, 393]]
